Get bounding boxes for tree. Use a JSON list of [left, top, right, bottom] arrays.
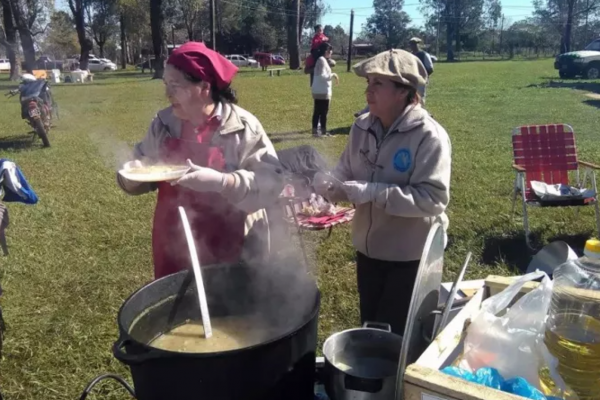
[[87, 0, 118, 58], [534, 0, 600, 53], [286, 0, 300, 69], [324, 24, 349, 54], [8, 0, 51, 72], [149, 0, 165, 78], [174, 0, 202, 41], [43, 11, 80, 58], [420, 0, 484, 60], [69, 0, 93, 69], [365, 0, 412, 50], [0, 0, 19, 79]]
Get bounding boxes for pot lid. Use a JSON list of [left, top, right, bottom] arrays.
[[394, 216, 445, 399]]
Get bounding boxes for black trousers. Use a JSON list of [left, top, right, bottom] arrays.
[[356, 252, 420, 335], [312, 99, 330, 132]]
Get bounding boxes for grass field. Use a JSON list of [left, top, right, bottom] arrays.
[[1, 59, 600, 399]]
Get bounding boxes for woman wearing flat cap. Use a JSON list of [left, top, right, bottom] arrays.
[[315, 49, 452, 335], [118, 41, 285, 280]]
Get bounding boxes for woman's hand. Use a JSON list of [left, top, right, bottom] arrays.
[[174, 159, 234, 193], [342, 181, 377, 205], [313, 172, 336, 196], [333, 73, 339, 85]]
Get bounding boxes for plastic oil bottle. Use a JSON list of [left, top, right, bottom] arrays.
[[542, 239, 600, 400]]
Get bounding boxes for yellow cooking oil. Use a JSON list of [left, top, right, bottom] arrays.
[[541, 312, 600, 400]]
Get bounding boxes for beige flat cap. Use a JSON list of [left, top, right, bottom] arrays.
[[353, 49, 427, 91]]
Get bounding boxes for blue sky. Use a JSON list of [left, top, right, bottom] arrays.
[[321, 0, 537, 34]]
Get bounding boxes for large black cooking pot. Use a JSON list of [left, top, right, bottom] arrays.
[[113, 261, 320, 400]]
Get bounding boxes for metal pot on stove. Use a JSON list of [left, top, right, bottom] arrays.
[[322, 322, 402, 400], [112, 260, 320, 400]]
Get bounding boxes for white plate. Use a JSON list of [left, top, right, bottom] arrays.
[[118, 166, 190, 182]]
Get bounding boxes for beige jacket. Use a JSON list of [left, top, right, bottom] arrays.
[[117, 102, 286, 261], [327, 104, 451, 262]]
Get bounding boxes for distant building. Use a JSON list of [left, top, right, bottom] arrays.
[[353, 43, 374, 56]]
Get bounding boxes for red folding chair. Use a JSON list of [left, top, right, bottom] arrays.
[[511, 124, 600, 248]]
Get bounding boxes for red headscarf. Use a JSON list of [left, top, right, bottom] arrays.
[[167, 42, 238, 90]]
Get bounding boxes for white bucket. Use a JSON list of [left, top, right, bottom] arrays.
[[526, 241, 578, 275]]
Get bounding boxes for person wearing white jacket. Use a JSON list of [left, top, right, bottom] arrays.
[[311, 42, 338, 137]]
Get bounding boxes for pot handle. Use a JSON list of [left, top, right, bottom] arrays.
[[113, 334, 163, 366], [362, 321, 392, 332], [344, 375, 383, 393]]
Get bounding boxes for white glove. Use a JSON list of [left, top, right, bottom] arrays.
[[174, 159, 231, 193], [122, 160, 143, 170], [313, 172, 336, 197], [342, 181, 377, 205]]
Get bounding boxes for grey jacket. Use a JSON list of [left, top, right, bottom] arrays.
[[117, 103, 286, 261], [327, 104, 451, 262]]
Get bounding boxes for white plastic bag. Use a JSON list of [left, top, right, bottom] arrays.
[[460, 271, 553, 389]]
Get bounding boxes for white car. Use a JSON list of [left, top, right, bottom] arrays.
[[225, 55, 258, 68], [88, 58, 117, 72], [0, 59, 10, 71]]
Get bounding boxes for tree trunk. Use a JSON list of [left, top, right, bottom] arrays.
[[9, 0, 35, 72], [150, 0, 165, 79], [18, 29, 35, 72], [1, 0, 19, 80], [563, 0, 575, 53], [287, 0, 300, 69], [71, 1, 92, 70], [98, 43, 105, 58], [445, 9, 454, 61], [120, 13, 127, 69], [454, 0, 461, 56]]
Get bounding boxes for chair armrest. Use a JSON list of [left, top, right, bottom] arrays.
[[512, 164, 526, 172], [580, 161, 600, 170]]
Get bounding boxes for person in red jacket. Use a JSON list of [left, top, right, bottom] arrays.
[[311, 25, 328, 51], [306, 25, 329, 86]]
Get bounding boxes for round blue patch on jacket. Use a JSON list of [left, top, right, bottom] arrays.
[[393, 149, 412, 172]]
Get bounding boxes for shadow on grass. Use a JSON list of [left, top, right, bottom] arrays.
[[0, 133, 38, 151], [584, 99, 600, 109], [481, 231, 532, 273], [528, 80, 600, 94]]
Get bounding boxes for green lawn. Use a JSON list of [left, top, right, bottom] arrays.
[[1, 60, 600, 399]]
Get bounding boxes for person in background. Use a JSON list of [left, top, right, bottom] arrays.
[[306, 25, 329, 86], [312, 25, 329, 52], [314, 49, 451, 335], [117, 42, 285, 280], [311, 42, 338, 138], [409, 37, 434, 102]]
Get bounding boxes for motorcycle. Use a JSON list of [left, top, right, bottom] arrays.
[[6, 78, 58, 147]]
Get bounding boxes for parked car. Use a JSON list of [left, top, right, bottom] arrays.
[[87, 58, 117, 72], [225, 55, 258, 67], [554, 39, 600, 79], [0, 59, 10, 71]]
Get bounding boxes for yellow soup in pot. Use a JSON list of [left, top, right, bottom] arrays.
[[149, 316, 265, 354]]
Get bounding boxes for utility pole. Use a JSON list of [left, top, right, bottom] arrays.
[[347, 9, 354, 72], [210, 0, 216, 50], [436, 2, 441, 58], [171, 25, 175, 47]]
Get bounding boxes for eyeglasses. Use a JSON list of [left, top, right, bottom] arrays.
[[359, 149, 383, 171]]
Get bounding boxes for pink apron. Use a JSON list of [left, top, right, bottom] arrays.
[[151, 121, 246, 280]]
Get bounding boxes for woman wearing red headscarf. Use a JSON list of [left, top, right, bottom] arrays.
[[117, 42, 285, 280]]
